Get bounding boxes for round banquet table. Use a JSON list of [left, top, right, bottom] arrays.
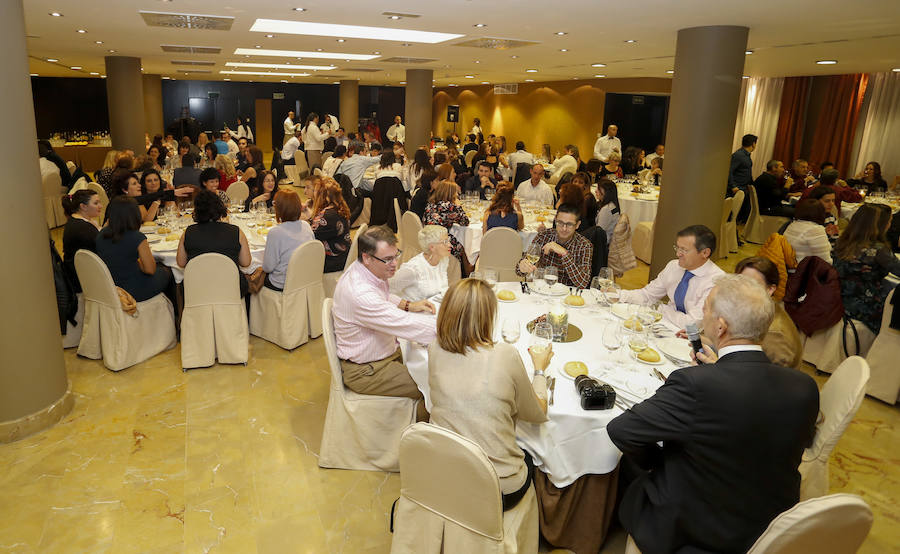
[[450, 201, 552, 265], [615, 181, 659, 224], [840, 197, 900, 220]]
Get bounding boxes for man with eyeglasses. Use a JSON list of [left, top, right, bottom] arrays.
[[620, 225, 725, 328], [515, 204, 592, 288], [332, 225, 436, 421]]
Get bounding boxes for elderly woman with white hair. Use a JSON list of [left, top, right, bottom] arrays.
[[389, 224, 452, 301]]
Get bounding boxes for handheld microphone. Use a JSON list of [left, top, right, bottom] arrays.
[[685, 322, 705, 363]]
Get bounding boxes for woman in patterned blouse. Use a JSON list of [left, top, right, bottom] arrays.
[[310, 179, 352, 273], [424, 180, 472, 274]]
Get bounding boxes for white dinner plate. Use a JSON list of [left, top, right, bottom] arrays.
[[632, 349, 666, 366], [610, 303, 638, 319], [533, 282, 568, 296], [656, 337, 692, 363], [153, 240, 179, 252]]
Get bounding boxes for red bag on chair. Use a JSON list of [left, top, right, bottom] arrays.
[[783, 256, 844, 336]]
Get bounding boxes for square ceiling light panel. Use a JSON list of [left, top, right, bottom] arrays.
[[249, 19, 463, 44], [141, 11, 234, 31]]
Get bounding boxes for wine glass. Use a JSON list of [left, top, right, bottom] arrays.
[[543, 266, 558, 289], [602, 282, 621, 304], [502, 318, 521, 344], [470, 270, 483, 281], [590, 276, 606, 308], [530, 321, 553, 356], [628, 327, 649, 356], [525, 242, 541, 267], [533, 267, 546, 293], [602, 324, 623, 356]]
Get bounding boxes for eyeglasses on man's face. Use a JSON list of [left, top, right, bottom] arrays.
[[369, 250, 403, 265], [556, 220, 578, 229]]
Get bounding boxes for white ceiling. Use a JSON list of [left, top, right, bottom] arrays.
[[24, 0, 900, 85]]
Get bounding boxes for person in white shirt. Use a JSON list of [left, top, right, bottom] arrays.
[[593, 124, 622, 162], [220, 131, 239, 158], [507, 141, 535, 177], [301, 112, 331, 171], [644, 144, 664, 167], [386, 115, 406, 146], [782, 199, 832, 265], [281, 129, 303, 165], [516, 164, 555, 206], [471, 118, 483, 138], [375, 151, 404, 180], [228, 117, 254, 143], [620, 224, 726, 328], [322, 144, 347, 178], [549, 145, 578, 176], [390, 225, 451, 301], [283, 110, 298, 146]]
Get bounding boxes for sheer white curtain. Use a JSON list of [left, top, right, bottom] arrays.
[[732, 77, 785, 178], [852, 72, 900, 181]]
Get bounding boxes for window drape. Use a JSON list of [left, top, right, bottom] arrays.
[[807, 74, 869, 176], [771, 77, 811, 168], [851, 72, 900, 181], [732, 77, 785, 178]]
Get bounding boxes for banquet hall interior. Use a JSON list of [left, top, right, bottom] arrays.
[[3, 0, 900, 552]]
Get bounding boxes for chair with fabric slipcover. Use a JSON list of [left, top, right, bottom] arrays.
[[447, 256, 462, 286], [225, 181, 249, 204], [865, 289, 900, 404], [744, 185, 790, 244], [400, 211, 423, 263], [394, 198, 405, 236], [66, 160, 77, 174], [313, 167, 324, 178], [715, 197, 733, 260], [250, 240, 325, 350], [62, 293, 85, 349], [294, 149, 311, 179], [74, 250, 176, 371], [632, 221, 653, 264], [369, 177, 406, 232], [801, 318, 875, 374], [318, 298, 418, 472], [323, 224, 366, 298], [390, 422, 540, 554], [322, 152, 332, 165], [725, 189, 744, 253], [513, 164, 532, 187], [746, 493, 872, 554], [180, 253, 249, 369], [282, 157, 300, 184], [352, 197, 372, 229], [465, 150, 477, 169], [43, 169, 66, 228], [799, 356, 870, 501], [477, 227, 523, 282]]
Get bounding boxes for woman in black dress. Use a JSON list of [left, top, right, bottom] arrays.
[[61, 189, 102, 292], [176, 189, 252, 297], [244, 170, 279, 212], [310, 180, 352, 273]]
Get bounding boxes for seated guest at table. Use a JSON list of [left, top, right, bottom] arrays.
[[332, 225, 437, 421], [339, 140, 382, 192], [198, 167, 230, 206], [556, 182, 585, 222], [428, 278, 549, 502], [462, 133, 479, 156], [848, 161, 888, 192], [375, 151, 403, 180], [516, 204, 592, 288], [644, 144, 664, 167], [176, 189, 252, 297], [620, 225, 725, 328], [572, 172, 599, 231], [310, 180, 352, 273], [96, 197, 174, 303], [807, 185, 840, 240], [245, 170, 279, 212], [139, 169, 178, 217], [734, 256, 803, 369], [214, 154, 238, 191], [234, 137, 251, 171], [647, 157, 663, 186], [390, 225, 452, 301], [146, 145, 165, 172], [549, 145, 578, 176], [446, 146, 466, 177], [470, 141, 491, 173], [281, 128, 303, 168], [410, 163, 442, 220], [621, 146, 645, 176], [833, 204, 900, 333], [166, 142, 191, 170], [463, 161, 498, 200], [111, 171, 159, 223], [786, 159, 817, 193], [800, 168, 861, 211], [424, 180, 472, 274], [516, 163, 554, 206], [237, 146, 265, 192], [197, 132, 209, 151], [783, 199, 832, 264], [99, 153, 133, 198], [754, 159, 800, 218], [595, 178, 621, 245], [407, 149, 435, 193], [322, 144, 346, 178], [61, 189, 101, 292], [599, 152, 624, 179], [483, 183, 523, 233], [260, 190, 314, 292], [38, 140, 74, 189], [172, 154, 201, 189], [609, 274, 818, 554], [201, 142, 218, 169], [94, 150, 120, 189]]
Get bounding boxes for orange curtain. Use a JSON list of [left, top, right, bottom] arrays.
[[807, 74, 869, 175], [771, 77, 811, 165]]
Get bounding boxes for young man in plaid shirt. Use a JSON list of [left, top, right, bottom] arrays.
[[516, 204, 592, 288]]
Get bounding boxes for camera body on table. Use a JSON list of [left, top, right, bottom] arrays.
[[574, 375, 616, 410]]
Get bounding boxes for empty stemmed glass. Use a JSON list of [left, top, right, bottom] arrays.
[[602, 323, 623, 360], [483, 269, 498, 290], [502, 318, 521, 344], [602, 282, 621, 305]]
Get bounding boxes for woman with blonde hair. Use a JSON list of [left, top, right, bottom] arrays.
[[214, 154, 237, 190], [424, 180, 471, 273], [94, 149, 121, 189], [310, 179, 352, 272], [428, 278, 549, 508], [389, 225, 452, 301]]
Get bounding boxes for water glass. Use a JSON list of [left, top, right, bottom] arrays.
[[501, 318, 521, 344], [530, 321, 553, 354], [544, 266, 559, 289], [602, 283, 621, 304], [483, 269, 498, 289], [602, 324, 623, 354], [470, 270, 483, 281]]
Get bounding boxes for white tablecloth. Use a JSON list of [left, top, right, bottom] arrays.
[[841, 198, 900, 220], [401, 284, 686, 487], [616, 183, 659, 224], [450, 203, 551, 264]]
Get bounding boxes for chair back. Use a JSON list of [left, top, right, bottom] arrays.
[[393, 198, 404, 236], [747, 185, 761, 220], [313, 167, 324, 177], [608, 213, 637, 277], [226, 181, 249, 204], [865, 289, 900, 403], [399, 423, 503, 539], [283, 240, 326, 292], [479, 227, 523, 282], [294, 149, 310, 175], [400, 211, 424, 263], [746, 493, 873, 554], [465, 150, 477, 168], [321, 298, 344, 390], [85, 182, 110, 225], [717, 197, 733, 259], [183, 253, 241, 306], [803, 356, 870, 463], [370, 176, 406, 232], [514, 163, 532, 186], [447, 255, 462, 286], [730, 189, 744, 221], [345, 223, 367, 271], [322, 152, 333, 164], [74, 250, 119, 308]]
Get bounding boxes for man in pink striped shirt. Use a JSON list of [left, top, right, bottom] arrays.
[[333, 226, 436, 420]]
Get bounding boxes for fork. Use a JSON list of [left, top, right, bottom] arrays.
[[548, 377, 556, 406]]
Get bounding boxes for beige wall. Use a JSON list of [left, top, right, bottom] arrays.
[[432, 78, 672, 158]]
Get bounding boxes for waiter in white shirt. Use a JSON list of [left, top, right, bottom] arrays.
[[301, 112, 331, 170], [283, 110, 298, 146], [386, 115, 406, 146], [471, 117, 483, 138], [593, 124, 622, 162], [620, 225, 725, 328]]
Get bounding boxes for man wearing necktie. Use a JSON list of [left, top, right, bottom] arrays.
[[620, 225, 726, 328]]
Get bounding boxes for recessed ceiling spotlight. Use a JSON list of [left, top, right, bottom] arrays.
[[336, 38, 345, 42], [525, 69, 538, 73], [224, 77, 231, 80], [624, 39, 636, 43], [265, 34, 274, 38], [448, 83, 457, 86], [47, 58, 58, 62], [280, 79, 288, 83], [816, 60, 837, 65], [666, 70, 674, 74], [555, 31, 567, 36], [70, 66, 81, 70], [389, 15, 401, 20], [742, 75, 750, 79], [49, 12, 62, 17], [465, 75, 474, 78], [255, 45, 261, 48], [316, 48, 323, 51], [77, 29, 86, 34], [373, 51, 380, 54], [474, 23, 486, 28], [745, 50, 753, 55], [400, 81, 406, 84], [293, 7, 306, 12], [108, 49, 116, 53], [90, 71, 99, 75], [591, 63, 606, 68], [893, 68, 900, 72], [481, 81, 489, 84], [30, 73, 39, 76], [594, 74, 606, 78], [560, 48, 568, 52], [510, 55, 518, 59], [525, 79, 534, 82], [94, 40, 103, 44]]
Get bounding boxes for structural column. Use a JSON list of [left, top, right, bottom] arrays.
[[339, 79, 359, 135], [650, 26, 748, 277], [404, 69, 433, 149], [142, 74, 164, 139], [105, 56, 145, 152], [0, 0, 72, 442]]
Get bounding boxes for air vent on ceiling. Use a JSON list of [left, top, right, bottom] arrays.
[[171, 60, 216, 66], [313, 74, 346, 78], [380, 57, 437, 64], [178, 69, 213, 74], [453, 37, 539, 50], [381, 12, 421, 18], [161, 44, 222, 54], [344, 68, 383, 73], [493, 83, 518, 95], [141, 11, 234, 31]]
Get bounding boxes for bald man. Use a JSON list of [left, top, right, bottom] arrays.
[[593, 124, 622, 162]]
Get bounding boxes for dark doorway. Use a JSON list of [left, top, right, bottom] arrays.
[[603, 93, 669, 154]]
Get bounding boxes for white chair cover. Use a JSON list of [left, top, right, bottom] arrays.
[[85, 182, 109, 227], [352, 197, 372, 229], [716, 197, 733, 260], [465, 150, 477, 168], [624, 536, 641, 554], [62, 293, 85, 349], [725, 189, 743, 253], [69, 179, 88, 192], [225, 181, 249, 204], [632, 221, 654, 264], [799, 356, 870, 500], [294, 149, 311, 178], [323, 223, 366, 298], [74, 251, 176, 371], [250, 240, 325, 349], [390, 423, 539, 554], [318, 298, 418, 472], [66, 160, 77, 174], [43, 170, 66, 228], [865, 289, 900, 404], [477, 227, 523, 282], [393, 197, 405, 235], [180, 253, 249, 369], [746, 493, 872, 554], [447, 256, 462, 286], [801, 318, 875, 373], [744, 185, 790, 244], [400, 211, 423, 264]]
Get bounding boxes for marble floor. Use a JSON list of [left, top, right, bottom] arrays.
[[3, 226, 898, 553]]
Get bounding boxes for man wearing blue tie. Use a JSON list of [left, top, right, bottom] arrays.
[[620, 225, 726, 328]]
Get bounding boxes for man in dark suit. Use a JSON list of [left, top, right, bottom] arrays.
[[608, 274, 819, 554], [753, 159, 799, 218], [463, 161, 497, 200], [172, 154, 201, 188]]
